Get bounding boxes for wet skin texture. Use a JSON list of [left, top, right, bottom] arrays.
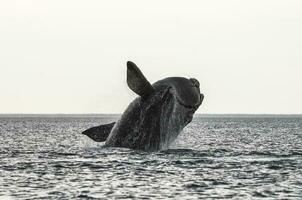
[[83, 61, 204, 151]]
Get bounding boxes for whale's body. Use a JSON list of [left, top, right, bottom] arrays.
[[82, 61, 204, 151]]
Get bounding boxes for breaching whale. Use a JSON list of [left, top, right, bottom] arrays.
[[82, 61, 204, 151]]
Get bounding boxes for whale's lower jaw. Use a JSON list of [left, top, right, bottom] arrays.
[[98, 105, 196, 151], [103, 87, 200, 151], [157, 101, 194, 151]]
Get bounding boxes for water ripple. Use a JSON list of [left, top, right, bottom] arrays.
[[0, 116, 302, 199]]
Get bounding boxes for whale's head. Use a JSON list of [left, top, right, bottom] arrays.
[[152, 77, 204, 123], [125, 61, 204, 150]]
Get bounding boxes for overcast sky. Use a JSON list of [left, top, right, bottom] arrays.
[[0, 0, 301, 114]]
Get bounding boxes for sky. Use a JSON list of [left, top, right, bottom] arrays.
[[0, 0, 301, 114]]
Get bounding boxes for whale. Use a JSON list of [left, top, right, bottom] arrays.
[[82, 61, 204, 151]]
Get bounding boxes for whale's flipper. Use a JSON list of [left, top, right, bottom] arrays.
[[127, 61, 154, 97], [82, 122, 115, 142]]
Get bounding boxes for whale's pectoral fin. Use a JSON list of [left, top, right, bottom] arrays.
[[127, 61, 154, 97], [82, 122, 115, 142]]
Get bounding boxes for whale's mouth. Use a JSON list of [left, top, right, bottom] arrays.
[[175, 93, 204, 111]]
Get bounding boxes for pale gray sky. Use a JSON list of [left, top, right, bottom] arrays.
[[0, 0, 301, 114]]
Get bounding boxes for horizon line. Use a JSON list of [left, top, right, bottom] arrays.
[[0, 113, 302, 116]]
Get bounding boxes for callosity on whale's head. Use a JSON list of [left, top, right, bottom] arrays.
[[104, 61, 204, 151]]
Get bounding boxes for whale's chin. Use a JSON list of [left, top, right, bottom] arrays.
[[174, 96, 200, 124]]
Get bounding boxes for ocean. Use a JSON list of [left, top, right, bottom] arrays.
[[0, 115, 301, 199]]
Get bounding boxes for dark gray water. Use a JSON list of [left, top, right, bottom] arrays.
[[0, 115, 302, 199]]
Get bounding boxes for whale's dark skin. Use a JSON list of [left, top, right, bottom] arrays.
[[82, 61, 204, 151]]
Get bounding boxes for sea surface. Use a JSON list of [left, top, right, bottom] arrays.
[[0, 115, 302, 199]]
